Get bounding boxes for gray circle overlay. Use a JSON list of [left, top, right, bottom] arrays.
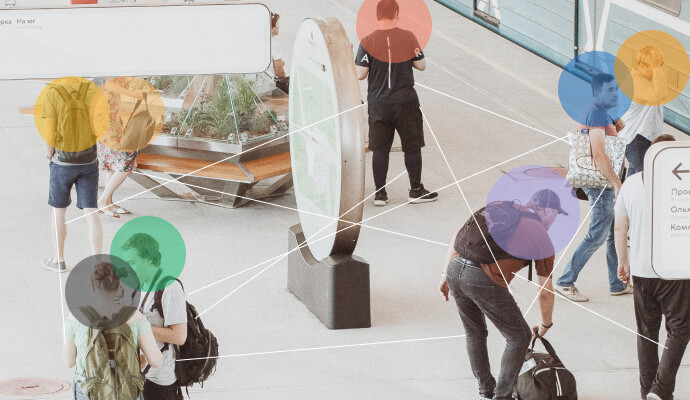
[[65, 254, 141, 330]]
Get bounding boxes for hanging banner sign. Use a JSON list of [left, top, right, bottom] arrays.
[[644, 141, 690, 279], [0, 2, 271, 79]]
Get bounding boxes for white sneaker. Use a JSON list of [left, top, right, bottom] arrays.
[[646, 393, 662, 400], [611, 284, 633, 296], [554, 285, 589, 302]]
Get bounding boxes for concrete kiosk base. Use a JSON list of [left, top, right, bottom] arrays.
[[287, 224, 371, 330]]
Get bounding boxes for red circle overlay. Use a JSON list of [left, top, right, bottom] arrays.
[[356, 0, 432, 63]]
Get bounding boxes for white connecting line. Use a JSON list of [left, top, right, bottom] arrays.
[[64, 102, 368, 225], [130, 170, 448, 248], [189, 134, 570, 298], [513, 273, 667, 349], [54, 209, 67, 345], [176, 334, 467, 363], [420, 108, 513, 293], [193, 169, 410, 318], [523, 189, 606, 315]]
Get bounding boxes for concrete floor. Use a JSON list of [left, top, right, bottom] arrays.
[[1, 0, 689, 399]]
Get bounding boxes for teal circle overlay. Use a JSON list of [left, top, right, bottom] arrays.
[[110, 216, 186, 293]]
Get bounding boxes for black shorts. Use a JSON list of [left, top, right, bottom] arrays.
[[368, 100, 424, 153]]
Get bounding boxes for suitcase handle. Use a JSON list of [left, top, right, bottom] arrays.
[[530, 333, 563, 365]]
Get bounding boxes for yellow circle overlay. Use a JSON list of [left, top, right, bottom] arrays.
[[34, 76, 109, 153], [100, 77, 165, 152], [615, 30, 690, 106]]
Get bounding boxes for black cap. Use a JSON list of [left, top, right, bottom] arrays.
[[531, 189, 568, 216]]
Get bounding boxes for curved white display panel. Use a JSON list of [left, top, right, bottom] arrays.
[[0, 2, 271, 79], [289, 18, 364, 261]]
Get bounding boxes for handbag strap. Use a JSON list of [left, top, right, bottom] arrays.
[[530, 333, 563, 364]]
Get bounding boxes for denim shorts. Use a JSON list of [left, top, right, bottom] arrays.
[[49, 161, 99, 209]]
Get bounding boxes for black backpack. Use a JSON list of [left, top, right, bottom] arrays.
[[455, 201, 540, 265], [515, 334, 577, 400], [141, 278, 219, 397]]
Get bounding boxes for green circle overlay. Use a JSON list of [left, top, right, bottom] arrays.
[[110, 216, 186, 293]]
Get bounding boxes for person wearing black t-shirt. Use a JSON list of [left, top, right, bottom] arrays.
[[355, 0, 438, 206]]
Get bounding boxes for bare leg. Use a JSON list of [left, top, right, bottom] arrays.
[[84, 208, 102, 255], [51, 207, 67, 262], [101, 170, 130, 209], [98, 170, 115, 209]]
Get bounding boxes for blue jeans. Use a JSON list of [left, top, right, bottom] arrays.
[[557, 187, 626, 292], [625, 134, 652, 177]]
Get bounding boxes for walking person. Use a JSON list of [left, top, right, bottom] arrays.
[[555, 73, 633, 301], [64, 261, 163, 400], [614, 134, 688, 400], [618, 45, 666, 176], [93, 77, 148, 218], [41, 78, 103, 273], [355, 0, 437, 206], [440, 190, 563, 399], [121, 233, 187, 400]]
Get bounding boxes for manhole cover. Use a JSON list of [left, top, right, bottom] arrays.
[[0, 378, 71, 396]]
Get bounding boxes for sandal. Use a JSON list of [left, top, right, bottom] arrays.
[[114, 207, 131, 215], [98, 209, 120, 218]]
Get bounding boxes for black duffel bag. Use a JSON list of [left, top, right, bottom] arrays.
[[515, 333, 577, 400]]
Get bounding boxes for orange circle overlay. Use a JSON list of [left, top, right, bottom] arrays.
[[356, 0, 432, 63], [34, 76, 109, 153], [615, 30, 690, 106], [100, 77, 165, 152]]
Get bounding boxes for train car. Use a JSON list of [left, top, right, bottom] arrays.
[[435, 0, 690, 133]]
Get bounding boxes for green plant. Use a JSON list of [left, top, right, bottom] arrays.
[[196, 81, 235, 139]]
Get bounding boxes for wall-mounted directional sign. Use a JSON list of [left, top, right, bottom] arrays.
[[644, 142, 690, 279], [0, 3, 271, 79], [289, 17, 365, 262]]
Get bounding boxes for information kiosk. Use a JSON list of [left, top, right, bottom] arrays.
[[286, 18, 370, 330], [644, 141, 690, 279]]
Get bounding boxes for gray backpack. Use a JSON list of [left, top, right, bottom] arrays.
[[51, 83, 97, 164]]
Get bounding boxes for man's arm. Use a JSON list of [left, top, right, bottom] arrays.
[[273, 59, 287, 79], [44, 118, 56, 159], [412, 59, 426, 71], [151, 323, 187, 347], [439, 229, 461, 301], [356, 66, 369, 80], [536, 274, 554, 336], [614, 214, 631, 284], [589, 128, 622, 198]]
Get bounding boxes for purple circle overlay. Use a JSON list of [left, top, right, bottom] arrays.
[[486, 165, 580, 260]]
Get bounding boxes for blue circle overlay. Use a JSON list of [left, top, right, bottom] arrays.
[[558, 51, 632, 128], [486, 165, 580, 260]]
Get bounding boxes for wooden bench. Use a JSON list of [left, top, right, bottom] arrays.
[[133, 152, 293, 208]]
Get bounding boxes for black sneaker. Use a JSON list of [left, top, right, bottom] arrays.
[[409, 184, 438, 203], [374, 190, 388, 206], [42, 258, 67, 273]]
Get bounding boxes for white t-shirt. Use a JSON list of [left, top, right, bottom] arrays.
[[614, 173, 657, 278], [269, 39, 287, 78], [139, 279, 187, 386], [618, 101, 664, 144]]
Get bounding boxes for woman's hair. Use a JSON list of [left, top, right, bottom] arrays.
[[91, 262, 120, 293], [636, 45, 664, 69], [271, 12, 280, 29], [122, 233, 162, 267]]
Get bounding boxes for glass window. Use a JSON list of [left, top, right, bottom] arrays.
[[639, 0, 682, 16]]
